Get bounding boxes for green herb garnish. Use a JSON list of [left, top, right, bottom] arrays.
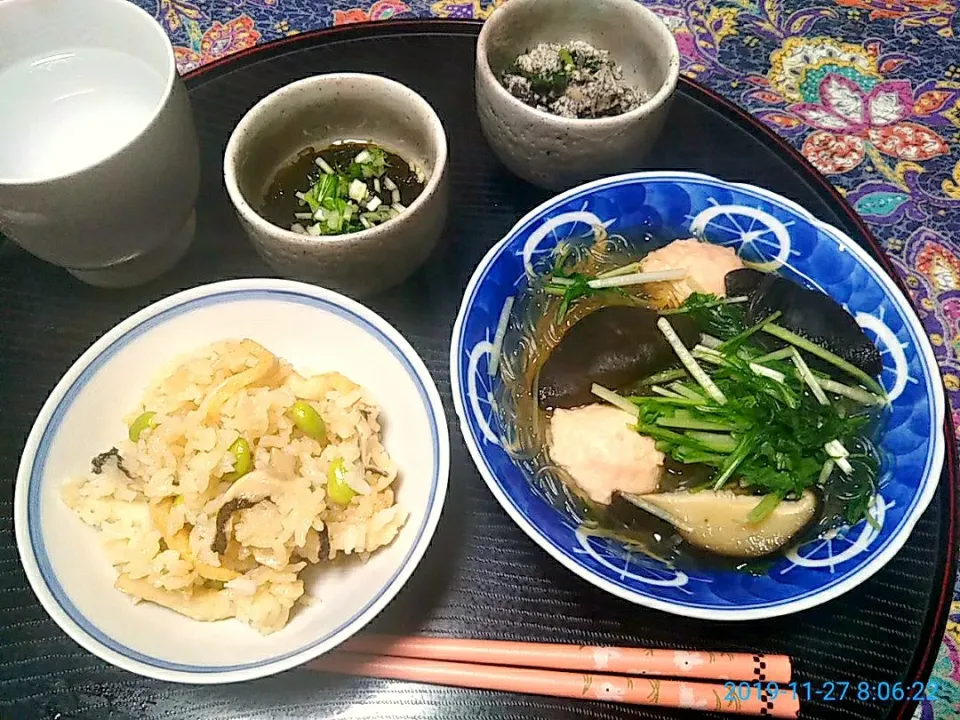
[[602, 305, 887, 529], [663, 292, 748, 339], [293, 145, 414, 237], [544, 249, 631, 320]]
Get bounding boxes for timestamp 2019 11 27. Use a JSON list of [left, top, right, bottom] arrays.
[[723, 680, 940, 703]]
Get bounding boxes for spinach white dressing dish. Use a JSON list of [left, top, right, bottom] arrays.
[[499, 40, 645, 119]]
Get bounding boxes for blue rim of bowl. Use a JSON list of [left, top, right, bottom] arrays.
[[450, 170, 945, 621], [20, 284, 444, 676]]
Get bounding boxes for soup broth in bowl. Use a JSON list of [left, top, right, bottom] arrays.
[[451, 171, 945, 620], [495, 227, 890, 574]]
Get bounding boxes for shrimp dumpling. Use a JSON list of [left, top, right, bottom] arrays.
[[548, 404, 664, 505]]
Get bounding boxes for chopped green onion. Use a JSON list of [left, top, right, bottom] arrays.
[[315, 156, 335, 174], [348, 179, 368, 201]]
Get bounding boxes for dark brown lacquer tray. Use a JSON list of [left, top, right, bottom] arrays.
[[0, 20, 956, 720]]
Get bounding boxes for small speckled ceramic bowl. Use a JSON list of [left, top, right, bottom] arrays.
[[476, 0, 680, 191], [224, 73, 448, 297]]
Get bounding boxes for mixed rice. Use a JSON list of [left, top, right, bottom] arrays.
[[61, 339, 406, 635]]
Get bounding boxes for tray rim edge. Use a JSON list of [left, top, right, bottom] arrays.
[[180, 20, 960, 718]]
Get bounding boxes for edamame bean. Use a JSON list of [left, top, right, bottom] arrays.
[[129, 411, 157, 442], [223, 437, 252, 482], [327, 458, 356, 506], [290, 400, 327, 443]]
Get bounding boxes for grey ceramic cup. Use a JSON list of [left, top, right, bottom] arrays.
[[476, 0, 680, 191], [0, 0, 200, 288], [223, 73, 449, 297]]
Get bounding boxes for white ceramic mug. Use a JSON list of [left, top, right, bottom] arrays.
[[0, 0, 200, 288]]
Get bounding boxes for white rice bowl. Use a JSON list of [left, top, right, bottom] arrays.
[[14, 279, 449, 683]]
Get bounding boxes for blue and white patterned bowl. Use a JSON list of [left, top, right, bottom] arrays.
[[450, 171, 945, 620]]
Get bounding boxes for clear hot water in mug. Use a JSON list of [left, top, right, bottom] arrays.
[[0, 47, 166, 182]]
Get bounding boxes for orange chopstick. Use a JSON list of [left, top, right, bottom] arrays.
[[342, 634, 791, 684], [311, 652, 800, 718]]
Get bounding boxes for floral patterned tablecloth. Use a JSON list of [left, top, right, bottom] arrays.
[[136, 0, 960, 716]]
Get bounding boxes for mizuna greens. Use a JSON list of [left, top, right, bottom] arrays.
[[593, 292, 886, 527]]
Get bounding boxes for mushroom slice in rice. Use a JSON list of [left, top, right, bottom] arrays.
[[208, 470, 285, 555]]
